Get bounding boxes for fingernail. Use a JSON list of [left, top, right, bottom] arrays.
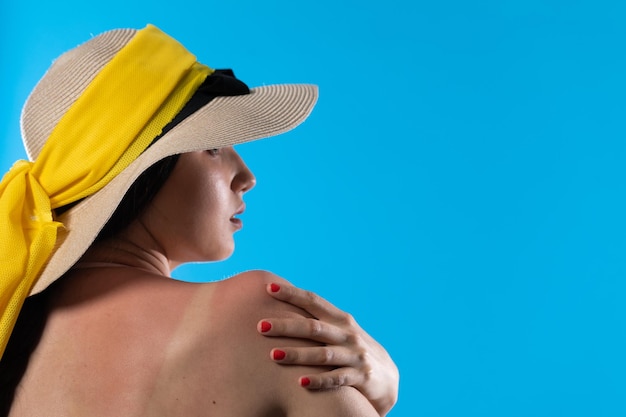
[[300, 377, 311, 387], [270, 283, 281, 293], [260, 321, 272, 333], [272, 349, 286, 360]]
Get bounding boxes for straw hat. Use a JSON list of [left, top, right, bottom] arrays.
[[19, 25, 318, 295]]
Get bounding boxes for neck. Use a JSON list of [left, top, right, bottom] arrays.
[[77, 220, 173, 276]]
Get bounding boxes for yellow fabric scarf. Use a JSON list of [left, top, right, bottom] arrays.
[[0, 24, 212, 358]]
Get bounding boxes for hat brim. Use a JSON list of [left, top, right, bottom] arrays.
[[30, 83, 318, 295]]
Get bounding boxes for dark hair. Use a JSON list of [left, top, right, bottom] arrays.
[[0, 154, 180, 415], [94, 154, 180, 242]]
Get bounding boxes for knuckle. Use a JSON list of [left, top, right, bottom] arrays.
[[362, 363, 374, 382], [322, 375, 336, 388], [317, 347, 334, 364], [363, 367, 373, 382], [338, 311, 356, 326], [345, 331, 362, 346], [317, 376, 330, 389], [332, 373, 347, 386], [320, 372, 349, 389], [357, 348, 370, 366], [308, 319, 323, 337]]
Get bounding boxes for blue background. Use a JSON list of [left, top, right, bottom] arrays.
[[2, 1, 626, 416]]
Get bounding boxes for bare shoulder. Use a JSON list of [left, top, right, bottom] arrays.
[[202, 270, 378, 417], [212, 269, 303, 316], [216, 269, 291, 295], [198, 269, 314, 344]]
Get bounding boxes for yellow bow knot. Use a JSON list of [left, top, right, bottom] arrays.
[[0, 160, 62, 358]]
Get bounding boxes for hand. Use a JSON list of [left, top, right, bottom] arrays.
[[257, 282, 399, 416]]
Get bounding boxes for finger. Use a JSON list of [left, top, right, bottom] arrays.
[[298, 368, 364, 391], [257, 317, 348, 345], [270, 346, 357, 367], [266, 283, 355, 324]]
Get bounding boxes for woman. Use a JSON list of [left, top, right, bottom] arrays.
[[0, 25, 399, 416]]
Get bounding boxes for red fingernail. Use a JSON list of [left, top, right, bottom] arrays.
[[260, 321, 271, 332], [300, 377, 311, 387], [270, 283, 281, 293], [272, 349, 286, 360]]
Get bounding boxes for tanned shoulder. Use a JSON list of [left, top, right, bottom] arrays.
[[208, 270, 378, 417]]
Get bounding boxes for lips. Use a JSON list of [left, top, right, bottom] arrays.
[[230, 203, 245, 229]]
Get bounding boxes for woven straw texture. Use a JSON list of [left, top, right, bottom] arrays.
[[20, 28, 317, 295]]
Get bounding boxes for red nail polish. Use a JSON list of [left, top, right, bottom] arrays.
[[270, 283, 280, 293], [260, 321, 271, 332], [300, 377, 311, 387], [272, 349, 286, 360]]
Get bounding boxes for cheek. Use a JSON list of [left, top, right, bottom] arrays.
[[177, 179, 232, 237], [184, 185, 237, 261], [167, 170, 221, 215]]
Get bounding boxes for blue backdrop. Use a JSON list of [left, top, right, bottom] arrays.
[[2, 1, 626, 416]]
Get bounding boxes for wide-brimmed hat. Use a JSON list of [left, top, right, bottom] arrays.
[[0, 24, 317, 355], [30, 25, 316, 295]]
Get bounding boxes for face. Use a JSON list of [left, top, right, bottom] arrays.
[[140, 147, 256, 266]]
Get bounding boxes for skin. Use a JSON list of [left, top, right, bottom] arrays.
[[10, 148, 398, 416], [257, 282, 399, 415]]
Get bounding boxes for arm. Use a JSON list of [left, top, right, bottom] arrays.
[[257, 281, 399, 416]]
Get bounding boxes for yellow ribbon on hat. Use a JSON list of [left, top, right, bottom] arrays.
[[0, 24, 213, 358]]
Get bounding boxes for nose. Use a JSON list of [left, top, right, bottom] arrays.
[[231, 149, 256, 194]]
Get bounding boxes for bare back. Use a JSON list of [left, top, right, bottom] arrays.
[[10, 269, 377, 417]]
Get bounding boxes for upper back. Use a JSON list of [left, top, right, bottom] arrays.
[[10, 269, 377, 417]]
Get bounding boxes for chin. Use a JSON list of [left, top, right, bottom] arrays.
[[215, 251, 234, 262], [209, 243, 235, 262]]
